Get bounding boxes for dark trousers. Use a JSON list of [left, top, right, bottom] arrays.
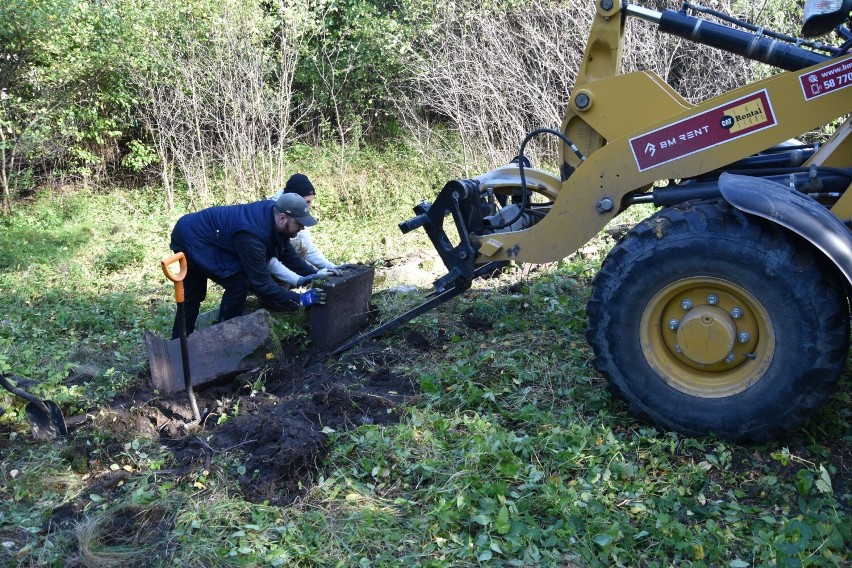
[[170, 259, 251, 339]]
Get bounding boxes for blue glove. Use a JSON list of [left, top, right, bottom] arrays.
[[296, 274, 321, 286], [299, 288, 327, 307]]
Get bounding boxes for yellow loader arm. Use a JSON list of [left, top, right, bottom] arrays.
[[470, 3, 852, 265]]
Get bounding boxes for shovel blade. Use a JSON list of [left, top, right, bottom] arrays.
[[25, 402, 60, 441], [46, 400, 68, 435]]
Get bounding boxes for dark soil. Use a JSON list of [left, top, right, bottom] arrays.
[[207, 352, 412, 505], [462, 308, 493, 332], [51, 343, 418, 520], [94, 504, 172, 548]]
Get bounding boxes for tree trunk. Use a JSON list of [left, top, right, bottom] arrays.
[[0, 128, 14, 216]]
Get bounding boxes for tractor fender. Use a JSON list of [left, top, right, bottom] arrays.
[[718, 172, 852, 286]]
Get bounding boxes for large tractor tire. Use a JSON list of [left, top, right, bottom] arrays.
[[586, 199, 849, 442]]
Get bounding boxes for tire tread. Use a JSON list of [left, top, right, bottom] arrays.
[[586, 199, 849, 441]]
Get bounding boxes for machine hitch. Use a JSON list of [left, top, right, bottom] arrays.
[[334, 165, 549, 354], [398, 178, 487, 292], [332, 178, 506, 355]]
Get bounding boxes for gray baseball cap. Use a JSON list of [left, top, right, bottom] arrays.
[[275, 193, 317, 227]]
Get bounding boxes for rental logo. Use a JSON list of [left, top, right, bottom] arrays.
[[630, 90, 777, 172]]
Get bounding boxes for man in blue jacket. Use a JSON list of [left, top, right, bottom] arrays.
[[169, 192, 326, 338]]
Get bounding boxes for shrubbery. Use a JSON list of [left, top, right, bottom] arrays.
[[2, 0, 804, 210]]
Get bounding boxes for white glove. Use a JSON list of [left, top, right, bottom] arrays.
[[316, 267, 341, 278], [296, 274, 322, 286]]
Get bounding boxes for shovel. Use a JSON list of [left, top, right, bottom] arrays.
[[161, 252, 201, 423], [0, 374, 67, 440]]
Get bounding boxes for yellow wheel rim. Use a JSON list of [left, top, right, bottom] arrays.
[[640, 277, 775, 398]]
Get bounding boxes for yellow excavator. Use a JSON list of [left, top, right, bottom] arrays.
[[340, 0, 852, 441]]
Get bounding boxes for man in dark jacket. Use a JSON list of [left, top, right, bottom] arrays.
[[169, 192, 326, 338]]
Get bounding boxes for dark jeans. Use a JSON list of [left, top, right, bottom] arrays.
[[170, 260, 251, 339]]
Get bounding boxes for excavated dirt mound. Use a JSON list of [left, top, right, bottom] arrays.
[[52, 344, 418, 519], [208, 355, 412, 504]]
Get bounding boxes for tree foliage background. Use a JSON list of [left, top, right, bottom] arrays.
[[1, 0, 803, 213]]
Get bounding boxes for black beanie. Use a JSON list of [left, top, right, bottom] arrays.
[[284, 173, 316, 197]]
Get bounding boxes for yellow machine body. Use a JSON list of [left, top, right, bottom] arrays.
[[392, 0, 852, 441], [468, 2, 851, 265]]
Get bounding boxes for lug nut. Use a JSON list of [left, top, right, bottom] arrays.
[[707, 294, 719, 305], [731, 307, 743, 319], [738, 331, 751, 344], [675, 345, 682, 353], [725, 352, 735, 364], [668, 319, 680, 330], [681, 299, 693, 310]]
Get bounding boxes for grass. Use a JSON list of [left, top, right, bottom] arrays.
[[359, 278, 851, 567], [0, 162, 850, 566]]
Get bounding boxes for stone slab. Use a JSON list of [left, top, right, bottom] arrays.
[[146, 309, 282, 394], [308, 265, 375, 350]]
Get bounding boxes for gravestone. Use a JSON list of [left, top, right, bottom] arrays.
[[307, 265, 375, 350]]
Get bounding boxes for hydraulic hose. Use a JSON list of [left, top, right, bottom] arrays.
[[657, 9, 830, 71], [487, 128, 583, 232]]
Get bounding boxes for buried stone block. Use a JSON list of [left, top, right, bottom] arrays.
[[307, 265, 375, 350], [145, 309, 282, 394]]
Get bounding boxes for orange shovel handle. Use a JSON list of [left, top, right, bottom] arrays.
[[161, 252, 188, 303]]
